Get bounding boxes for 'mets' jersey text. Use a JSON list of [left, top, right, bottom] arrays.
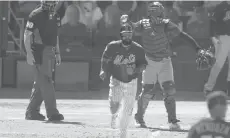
[[188, 118, 230, 138], [25, 7, 61, 46], [132, 18, 181, 60], [101, 40, 147, 82]]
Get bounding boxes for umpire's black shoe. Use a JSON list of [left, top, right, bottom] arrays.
[[134, 114, 147, 128], [25, 112, 46, 121], [48, 113, 64, 121]]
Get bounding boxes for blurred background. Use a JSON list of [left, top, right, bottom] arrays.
[[0, 1, 227, 93]]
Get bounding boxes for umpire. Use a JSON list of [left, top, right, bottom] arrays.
[[204, 1, 230, 97], [24, 0, 64, 121]]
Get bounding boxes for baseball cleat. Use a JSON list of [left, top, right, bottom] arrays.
[[169, 122, 181, 130], [48, 113, 64, 121], [134, 115, 147, 128], [111, 114, 118, 129], [168, 119, 181, 130]]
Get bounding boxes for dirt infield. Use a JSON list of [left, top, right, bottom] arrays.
[[0, 99, 229, 138]]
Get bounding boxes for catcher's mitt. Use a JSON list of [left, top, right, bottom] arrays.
[[196, 48, 216, 70]]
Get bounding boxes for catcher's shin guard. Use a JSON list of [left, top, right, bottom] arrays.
[[135, 84, 155, 120], [164, 96, 177, 123], [162, 81, 177, 123]]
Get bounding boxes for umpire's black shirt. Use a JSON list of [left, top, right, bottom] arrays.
[[209, 1, 230, 37], [25, 7, 61, 46]]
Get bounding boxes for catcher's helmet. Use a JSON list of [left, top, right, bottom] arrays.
[[120, 24, 133, 46], [206, 91, 228, 120], [147, 1, 164, 19], [196, 48, 216, 70]]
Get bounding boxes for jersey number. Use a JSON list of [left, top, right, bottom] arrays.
[[201, 135, 223, 138], [26, 21, 34, 29]]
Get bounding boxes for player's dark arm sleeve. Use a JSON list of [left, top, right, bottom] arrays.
[[209, 11, 218, 37], [25, 14, 38, 32], [24, 13, 39, 54], [166, 21, 201, 52], [100, 45, 112, 75], [179, 31, 201, 51], [136, 47, 147, 69], [210, 19, 217, 37]]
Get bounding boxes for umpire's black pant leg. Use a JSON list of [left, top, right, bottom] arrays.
[[26, 80, 43, 114], [37, 47, 59, 117]]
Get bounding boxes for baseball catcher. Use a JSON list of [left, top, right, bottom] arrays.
[[187, 91, 230, 138], [24, 0, 64, 121], [121, 2, 215, 130], [100, 24, 147, 138]]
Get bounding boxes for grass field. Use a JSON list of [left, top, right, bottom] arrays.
[[0, 89, 229, 138]]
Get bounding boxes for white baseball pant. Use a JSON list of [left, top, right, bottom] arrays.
[[204, 35, 230, 91], [109, 77, 138, 131]]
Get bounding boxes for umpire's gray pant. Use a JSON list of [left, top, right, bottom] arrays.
[[26, 46, 59, 117]]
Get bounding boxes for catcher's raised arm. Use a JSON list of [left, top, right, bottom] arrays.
[[120, 14, 143, 35]]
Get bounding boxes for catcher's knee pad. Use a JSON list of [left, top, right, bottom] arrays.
[[162, 81, 176, 96], [109, 101, 120, 114]]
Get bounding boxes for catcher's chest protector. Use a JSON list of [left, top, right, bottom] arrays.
[[141, 19, 171, 58]]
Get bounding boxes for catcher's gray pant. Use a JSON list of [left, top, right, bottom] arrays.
[[204, 35, 230, 92], [109, 77, 137, 130], [136, 56, 177, 123], [26, 46, 59, 117]]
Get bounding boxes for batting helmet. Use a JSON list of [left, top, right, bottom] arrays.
[[120, 24, 133, 46]]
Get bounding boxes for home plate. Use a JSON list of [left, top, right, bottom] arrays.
[[159, 124, 191, 130]]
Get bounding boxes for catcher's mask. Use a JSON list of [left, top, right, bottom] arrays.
[[147, 2, 164, 21], [206, 91, 228, 120], [120, 24, 133, 46], [41, 0, 59, 12], [196, 47, 216, 70]]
